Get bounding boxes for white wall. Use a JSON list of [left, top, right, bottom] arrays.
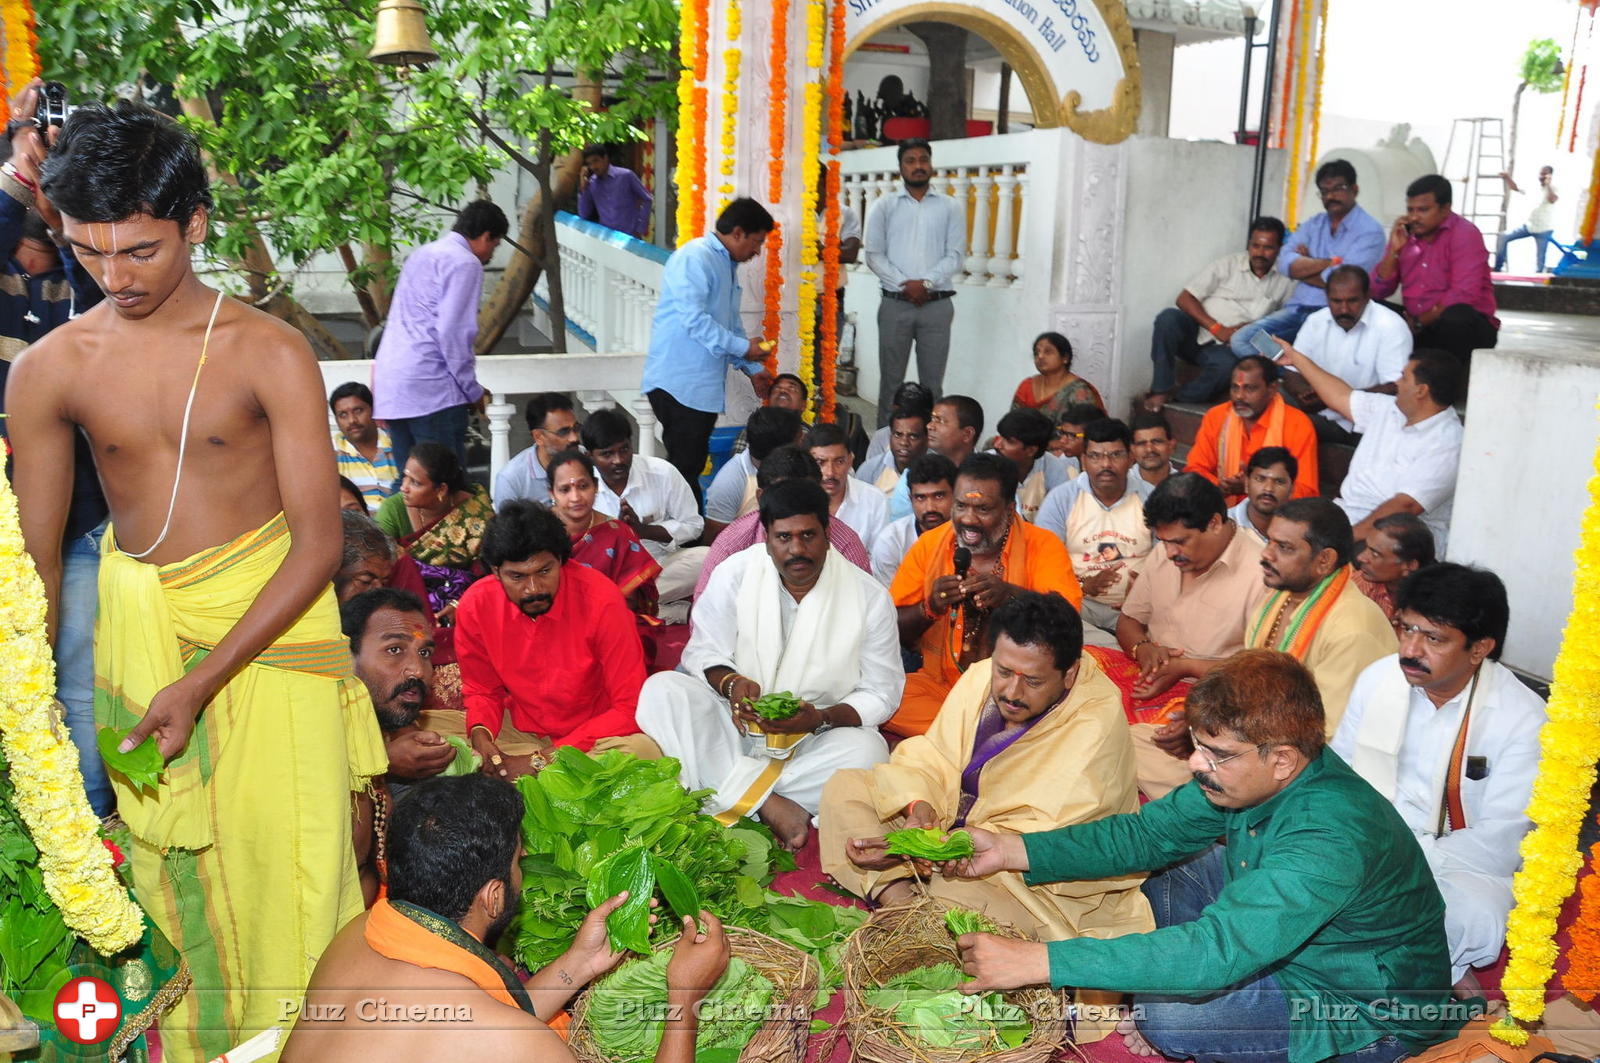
[[1448, 347, 1600, 679]]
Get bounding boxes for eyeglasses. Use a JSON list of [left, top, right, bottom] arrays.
[[1318, 182, 1352, 198], [1189, 729, 1262, 772]]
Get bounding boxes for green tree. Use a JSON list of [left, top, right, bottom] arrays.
[[1503, 37, 1565, 220], [39, 0, 677, 357]]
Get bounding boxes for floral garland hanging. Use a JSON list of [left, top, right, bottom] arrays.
[[1284, 0, 1313, 217], [794, 0, 826, 409], [1305, 0, 1329, 202], [0, 0, 42, 126], [1565, 837, 1600, 1004], [0, 476, 144, 957], [819, 0, 847, 423], [760, 0, 790, 374], [717, 0, 741, 209], [1491, 423, 1600, 1044], [673, 0, 707, 243], [1556, 4, 1581, 148]]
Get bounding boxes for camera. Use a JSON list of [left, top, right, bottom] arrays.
[[33, 82, 75, 132]]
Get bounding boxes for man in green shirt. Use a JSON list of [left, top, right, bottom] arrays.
[[950, 649, 1470, 1063]]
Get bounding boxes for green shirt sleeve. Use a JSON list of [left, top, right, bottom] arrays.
[[1042, 818, 1363, 994], [374, 492, 409, 540], [1021, 781, 1226, 885]]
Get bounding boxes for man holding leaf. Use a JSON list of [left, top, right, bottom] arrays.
[[636, 479, 904, 849]]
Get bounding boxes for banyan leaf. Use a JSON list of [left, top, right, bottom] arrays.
[[95, 727, 164, 792], [648, 853, 702, 929]]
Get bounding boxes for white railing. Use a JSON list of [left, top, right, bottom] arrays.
[[317, 353, 655, 492], [839, 132, 1041, 289], [534, 212, 668, 356]]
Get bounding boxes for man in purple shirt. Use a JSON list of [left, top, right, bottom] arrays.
[[577, 145, 653, 239], [1372, 174, 1498, 364], [372, 200, 508, 471]]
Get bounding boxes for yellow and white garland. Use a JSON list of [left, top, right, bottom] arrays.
[[717, 0, 741, 207], [0, 477, 144, 956], [1492, 412, 1600, 1043]]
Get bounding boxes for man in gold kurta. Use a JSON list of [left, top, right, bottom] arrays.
[[820, 591, 1151, 1037]]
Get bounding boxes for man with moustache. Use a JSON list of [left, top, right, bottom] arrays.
[[952, 650, 1461, 1063], [821, 592, 1152, 1042], [1334, 564, 1545, 993], [1036, 419, 1152, 637], [992, 407, 1069, 523], [637, 480, 903, 849], [855, 402, 929, 496], [703, 405, 804, 541], [865, 138, 966, 423], [456, 501, 657, 780], [330, 382, 401, 510], [887, 453, 1082, 737], [1127, 411, 1176, 499], [887, 393, 981, 521], [1184, 355, 1320, 504], [493, 391, 580, 507], [1275, 265, 1412, 443], [1350, 512, 1435, 624], [807, 421, 888, 549], [1228, 446, 1296, 545], [872, 452, 957, 586]]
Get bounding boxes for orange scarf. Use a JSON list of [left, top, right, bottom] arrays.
[[1218, 394, 1286, 483], [1246, 565, 1351, 660]]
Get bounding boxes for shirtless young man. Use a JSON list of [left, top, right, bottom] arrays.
[[281, 775, 731, 1063], [8, 101, 385, 1060]]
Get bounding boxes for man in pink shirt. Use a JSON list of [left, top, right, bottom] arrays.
[[1370, 174, 1498, 364]]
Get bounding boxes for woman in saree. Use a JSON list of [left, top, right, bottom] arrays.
[[1010, 331, 1106, 421], [546, 448, 661, 616], [373, 441, 493, 622]]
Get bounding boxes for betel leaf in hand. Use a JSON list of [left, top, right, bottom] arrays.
[[750, 691, 803, 721], [944, 907, 996, 937], [95, 727, 164, 792], [440, 734, 481, 777], [883, 827, 975, 861], [586, 845, 656, 954], [648, 853, 702, 929]]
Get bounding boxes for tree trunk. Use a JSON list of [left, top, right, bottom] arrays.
[[1501, 80, 1527, 227], [906, 22, 969, 140]]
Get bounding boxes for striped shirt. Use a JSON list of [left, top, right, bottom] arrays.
[[334, 427, 400, 510]]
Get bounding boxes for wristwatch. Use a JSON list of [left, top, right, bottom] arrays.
[[813, 707, 835, 735]]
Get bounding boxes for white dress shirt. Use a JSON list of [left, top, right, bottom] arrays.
[[864, 188, 966, 293], [1290, 302, 1413, 432], [593, 453, 705, 562], [1337, 393, 1463, 551], [870, 513, 920, 587], [834, 476, 889, 552]]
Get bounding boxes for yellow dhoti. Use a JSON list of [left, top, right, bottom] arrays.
[[95, 513, 386, 1062]]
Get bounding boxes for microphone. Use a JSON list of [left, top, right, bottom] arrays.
[[953, 546, 971, 579]]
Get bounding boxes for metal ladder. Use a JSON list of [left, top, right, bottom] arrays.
[[1441, 117, 1507, 250]]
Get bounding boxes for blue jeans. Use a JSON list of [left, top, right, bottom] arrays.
[[61, 524, 113, 816], [1135, 846, 1410, 1063], [1493, 226, 1553, 272], [1230, 304, 1316, 361], [1149, 307, 1239, 402], [387, 403, 471, 474]]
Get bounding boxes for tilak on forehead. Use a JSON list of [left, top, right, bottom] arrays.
[[87, 221, 121, 254]]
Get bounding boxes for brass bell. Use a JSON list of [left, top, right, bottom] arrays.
[[369, 0, 438, 72]]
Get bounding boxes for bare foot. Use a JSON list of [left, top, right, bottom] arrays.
[[757, 793, 811, 851], [1452, 971, 1482, 999], [873, 879, 921, 907], [1117, 1016, 1163, 1057]]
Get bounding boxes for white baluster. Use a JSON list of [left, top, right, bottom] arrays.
[[1009, 170, 1029, 287], [965, 167, 993, 280], [988, 164, 1019, 287], [931, 169, 953, 198], [488, 393, 515, 495], [595, 264, 615, 353], [631, 392, 662, 457]]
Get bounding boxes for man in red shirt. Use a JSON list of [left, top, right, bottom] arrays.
[[1371, 174, 1499, 363], [1182, 355, 1320, 505], [458, 501, 658, 778]]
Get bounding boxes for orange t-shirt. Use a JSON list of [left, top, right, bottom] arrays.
[[1182, 398, 1320, 504]]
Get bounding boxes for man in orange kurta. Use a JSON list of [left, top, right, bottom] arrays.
[[1183, 355, 1319, 504], [887, 454, 1081, 737]]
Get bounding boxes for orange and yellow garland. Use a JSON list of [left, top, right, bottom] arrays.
[[759, 0, 790, 373], [673, 0, 709, 244], [717, 0, 741, 208], [818, 0, 847, 422], [0, 0, 41, 125], [1567, 837, 1600, 1004], [794, 0, 827, 408]]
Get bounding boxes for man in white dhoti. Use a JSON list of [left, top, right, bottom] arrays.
[[1331, 563, 1545, 993], [637, 478, 904, 849]]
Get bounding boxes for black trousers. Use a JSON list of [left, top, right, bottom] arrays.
[[1383, 301, 1498, 363], [647, 388, 717, 507]]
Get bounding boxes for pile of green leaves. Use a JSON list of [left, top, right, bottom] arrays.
[[587, 950, 774, 1063], [0, 751, 76, 1023], [749, 691, 803, 721], [943, 907, 996, 938], [884, 827, 975, 862], [440, 735, 482, 777], [512, 748, 858, 982], [864, 962, 1031, 1052]]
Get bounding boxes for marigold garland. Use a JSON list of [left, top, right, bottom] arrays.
[[1305, 0, 1329, 206], [717, 0, 741, 207], [673, 0, 707, 243], [1492, 422, 1600, 1043], [796, 76, 824, 409], [1564, 837, 1600, 1003], [1284, 0, 1313, 216], [0, 477, 144, 957], [1557, 4, 1581, 148], [0, 0, 41, 126], [819, 0, 847, 423], [760, 0, 790, 372]]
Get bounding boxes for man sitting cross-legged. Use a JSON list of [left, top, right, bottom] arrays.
[[637, 479, 903, 849], [1350, 512, 1435, 624], [1183, 355, 1319, 504], [887, 453, 1082, 737], [282, 774, 731, 1063], [871, 452, 957, 587], [821, 592, 1152, 1019], [1274, 341, 1464, 552], [456, 501, 659, 780], [1333, 564, 1545, 994], [1227, 446, 1295, 546], [952, 650, 1462, 1063], [694, 444, 872, 599]]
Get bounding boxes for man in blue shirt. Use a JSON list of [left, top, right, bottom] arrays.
[[641, 197, 774, 504], [1232, 160, 1387, 357]]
